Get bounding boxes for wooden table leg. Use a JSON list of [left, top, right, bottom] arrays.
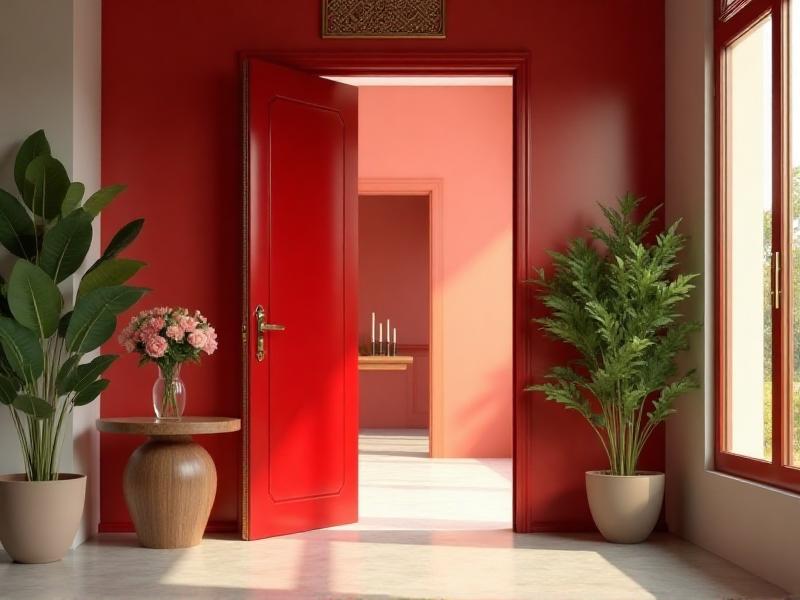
[[123, 435, 217, 549]]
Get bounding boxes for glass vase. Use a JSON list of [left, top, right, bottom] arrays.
[[152, 364, 186, 420]]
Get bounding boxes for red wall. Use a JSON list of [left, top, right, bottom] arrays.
[[101, 0, 665, 532], [359, 194, 429, 429]]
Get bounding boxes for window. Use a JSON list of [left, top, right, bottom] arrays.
[[716, 0, 800, 491]]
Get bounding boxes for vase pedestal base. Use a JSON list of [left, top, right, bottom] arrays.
[[124, 435, 216, 549]]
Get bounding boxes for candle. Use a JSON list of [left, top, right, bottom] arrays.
[[393, 327, 397, 345], [371, 312, 375, 343], [379, 322, 383, 343], [386, 319, 390, 344]]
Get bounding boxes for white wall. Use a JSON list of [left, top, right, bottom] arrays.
[[665, 0, 800, 593], [0, 0, 102, 547]]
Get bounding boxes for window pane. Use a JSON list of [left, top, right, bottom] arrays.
[[728, 18, 773, 460], [791, 1, 800, 466]]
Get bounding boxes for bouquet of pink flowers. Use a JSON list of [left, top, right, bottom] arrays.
[[118, 307, 217, 419]]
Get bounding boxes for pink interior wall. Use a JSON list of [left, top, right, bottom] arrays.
[[359, 195, 430, 429], [358, 86, 513, 458]]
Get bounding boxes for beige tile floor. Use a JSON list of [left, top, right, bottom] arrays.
[[0, 429, 789, 599]]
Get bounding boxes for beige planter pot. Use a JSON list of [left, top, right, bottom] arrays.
[[585, 471, 664, 544], [0, 473, 86, 563]]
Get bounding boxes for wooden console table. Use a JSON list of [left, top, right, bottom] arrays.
[[96, 417, 240, 549], [358, 355, 414, 371]]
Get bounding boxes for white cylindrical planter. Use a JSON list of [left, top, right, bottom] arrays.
[[0, 473, 87, 563], [585, 471, 664, 544]]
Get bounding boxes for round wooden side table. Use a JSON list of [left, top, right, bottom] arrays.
[[96, 417, 241, 549]]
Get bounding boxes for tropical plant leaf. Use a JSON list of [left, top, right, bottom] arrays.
[[55, 354, 82, 395], [57, 311, 72, 338], [66, 286, 148, 352], [13, 394, 54, 418], [0, 316, 43, 384], [39, 209, 93, 283], [23, 155, 70, 221], [83, 184, 126, 218], [60, 354, 118, 394], [7, 260, 63, 338], [88, 218, 144, 273], [0, 188, 35, 259], [0, 374, 17, 405], [77, 259, 145, 299], [14, 130, 50, 195], [61, 182, 85, 216], [72, 379, 109, 407]]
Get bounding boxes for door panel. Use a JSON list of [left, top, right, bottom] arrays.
[[244, 58, 358, 540]]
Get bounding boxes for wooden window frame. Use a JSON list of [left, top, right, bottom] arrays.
[[715, 0, 800, 492]]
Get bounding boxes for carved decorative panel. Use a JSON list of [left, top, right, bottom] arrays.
[[322, 0, 446, 39]]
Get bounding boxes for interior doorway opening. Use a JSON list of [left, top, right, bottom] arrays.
[[347, 77, 514, 531]]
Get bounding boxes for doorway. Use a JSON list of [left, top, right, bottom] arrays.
[[350, 78, 515, 531], [242, 53, 532, 539]]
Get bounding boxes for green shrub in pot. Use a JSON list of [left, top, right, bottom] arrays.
[[528, 194, 700, 542]]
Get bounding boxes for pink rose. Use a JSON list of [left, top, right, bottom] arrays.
[[179, 316, 198, 332], [145, 317, 166, 333], [203, 327, 218, 355], [165, 325, 184, 341], [123, 339, 136, 353], [145, 335, 168, 358], [187, 330, 208, 349]]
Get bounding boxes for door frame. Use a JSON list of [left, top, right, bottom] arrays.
[[241, 51, 532, 532], [358, 178, 444, 455]]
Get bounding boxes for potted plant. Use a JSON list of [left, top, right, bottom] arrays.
[[529, 194, 699, 543], [0, 130, 147, 563]]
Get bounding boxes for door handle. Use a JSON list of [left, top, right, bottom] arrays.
[[254, 304, 285, 362]]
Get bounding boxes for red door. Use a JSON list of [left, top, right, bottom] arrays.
[[243, 58, 358, 540]]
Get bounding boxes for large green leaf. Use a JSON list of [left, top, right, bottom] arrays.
[[100, 219, 144, 261], [0, 375, 17, 405], [7, 260, 63, 338], [77, 259, 145, 299], [66, 286, 148, 352], [23, 155, 70, 221], [61, 182, 85, 217], [39, 209, 93, 283], [87, 219, 145, 274], [13, 394, 54, 418], [55, 354, 81, 395], [83, 184, 126, 218], [14, 130, 50, 195], [0, 317, 43, 383], [0, 188, 35, 259], [72, 379, 109, 407], [60, 354, 117, 394]]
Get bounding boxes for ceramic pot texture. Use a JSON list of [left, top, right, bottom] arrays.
[[0, 473, 86, 563], [585, 471, 664, 544]]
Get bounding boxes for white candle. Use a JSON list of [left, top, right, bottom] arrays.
[[379, 322, 383, 343], [386, 319, 390, 343], [371, 312, 375, 343], [393, 327, 397, 345]]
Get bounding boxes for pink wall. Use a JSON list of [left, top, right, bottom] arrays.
[[359, 195, 430, 429], [359, 86, 513, 458]]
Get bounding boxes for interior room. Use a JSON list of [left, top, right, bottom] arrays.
[[1, 0, 800, 599], [353, 77, 513, 529]]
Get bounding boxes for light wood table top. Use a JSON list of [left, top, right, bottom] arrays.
[[358, 355, 414, 371], [96, 417, 241, 437]]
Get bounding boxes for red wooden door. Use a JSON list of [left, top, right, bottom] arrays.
[[243, 58, 358, 540]]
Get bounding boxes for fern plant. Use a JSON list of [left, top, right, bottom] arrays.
[[528, 194, 700, 476]]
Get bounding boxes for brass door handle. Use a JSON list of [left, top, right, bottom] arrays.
[[254, 305, 285, 362]]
